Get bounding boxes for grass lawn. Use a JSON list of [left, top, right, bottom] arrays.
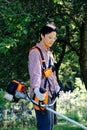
[[54, 123, 84, 130], [0, 122, 84, 130]]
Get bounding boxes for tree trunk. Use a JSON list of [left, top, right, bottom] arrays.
[[79, 4, 87, 90]]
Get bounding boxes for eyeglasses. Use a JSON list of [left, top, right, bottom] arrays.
[[45, 36, 57, 42]]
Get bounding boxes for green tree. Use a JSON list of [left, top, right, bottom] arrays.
[[80, 4, 87, 90], [0, 0, 87, 91]]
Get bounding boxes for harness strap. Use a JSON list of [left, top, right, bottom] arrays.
[[32, 46, 46, 69], [30, 46, 53, 96], [44, 78, 53, 96], [30, 46, 55, 110]]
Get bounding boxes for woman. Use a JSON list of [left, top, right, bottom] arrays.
[[28, 22, 60, 130]]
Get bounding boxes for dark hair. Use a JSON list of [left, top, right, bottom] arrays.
[[40, 25, 56, 40], [40, 26, 56, 35]]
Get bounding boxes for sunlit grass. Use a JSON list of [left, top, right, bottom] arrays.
[[54, 123, 84, 130]]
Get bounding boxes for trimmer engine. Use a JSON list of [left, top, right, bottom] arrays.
[[4, 80, 26, 102]]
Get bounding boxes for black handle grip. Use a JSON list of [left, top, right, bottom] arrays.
[[39, 87, 46, 93]]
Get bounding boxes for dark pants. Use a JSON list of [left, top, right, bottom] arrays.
[[35, 97, 54, 130]]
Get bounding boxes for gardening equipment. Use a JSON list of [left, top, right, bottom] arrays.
[[4, 80, 87, 130], [33, 87, 48, 110], [4, 80, 26, 102], [29, 96, 87, 130]]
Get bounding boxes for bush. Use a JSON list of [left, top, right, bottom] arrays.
[[56, 81, 87, 126], [0, 89, 9, 108]]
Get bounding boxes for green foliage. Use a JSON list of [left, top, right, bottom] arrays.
[[0, 89, 8, 108], [57, 80, 87, 126], [0, 0, 87, 92], [0, 1, 87, 129], [59, 52, 80, 91], [54, 123, 83, 130]]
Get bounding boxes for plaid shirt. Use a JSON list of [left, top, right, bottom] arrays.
[[28, 43, 60, 98]]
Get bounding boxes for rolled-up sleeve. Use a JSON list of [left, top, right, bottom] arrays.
[[28, 49, 42, 90]]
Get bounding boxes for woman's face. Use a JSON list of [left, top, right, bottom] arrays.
[[41, 31, 57, 48]]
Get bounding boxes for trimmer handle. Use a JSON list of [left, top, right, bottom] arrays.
[[39, 88, 47, 107], [39, 87, 46, 93]]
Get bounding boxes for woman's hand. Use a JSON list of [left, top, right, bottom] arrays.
[[34, 88, 46, 101]]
